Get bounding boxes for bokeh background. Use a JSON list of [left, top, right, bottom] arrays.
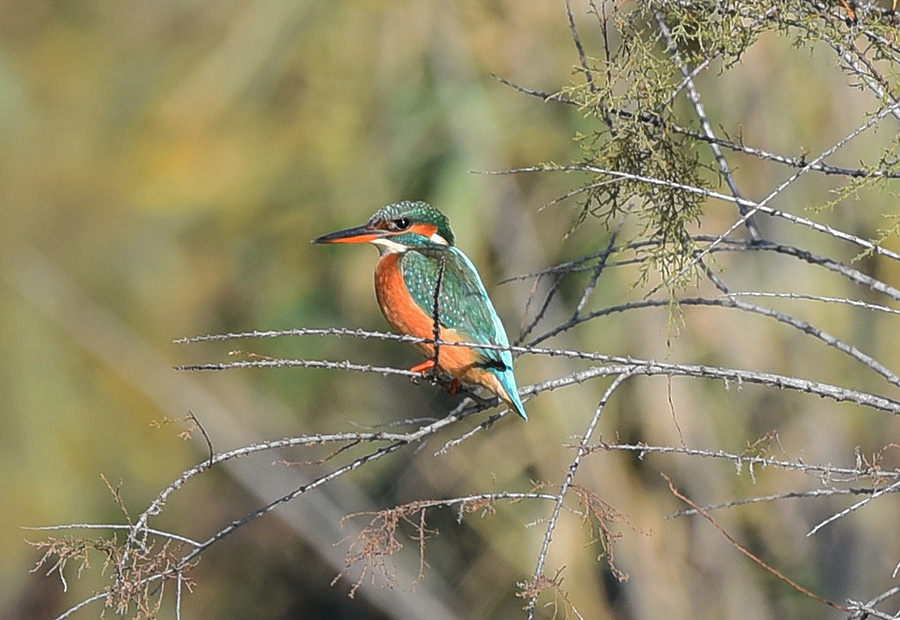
[[3, 2, 900, 619]]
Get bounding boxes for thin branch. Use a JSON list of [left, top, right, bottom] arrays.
[[653, 9, 761, 240], [572, 227, 620, 319], [431, 254, 447, 377], [23, 524, 202, 548], [665, 474, 849, 612], [527, 292, 900, 393], [647, 90, 900, 297], [483, 164, 900, 264], [526, 372, 632, 619], [724, 291, 900, 316], [177, 332, 900, 415], [564, 0, 598, 97], [505, 236, 900, 297], [847, 584, 900, 620], [489, 82, 900, 179], [515, 272, 564, 346], [186, 410, 215, 469], [667, 487, 888, 520], [705, 281, 900, 392], [807, 477, 900, 537], [492, 74, 581, 106], [591, 442, 899, 482], [525, 361, 900, 415]]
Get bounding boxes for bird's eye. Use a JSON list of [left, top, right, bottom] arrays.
[[392, 217, 411, 230]]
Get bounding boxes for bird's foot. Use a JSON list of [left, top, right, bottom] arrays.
[[409, 360, 460, 395], [410, 359, 436, 374]]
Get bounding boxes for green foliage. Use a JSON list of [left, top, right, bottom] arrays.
[[558, 1, 900, 292]]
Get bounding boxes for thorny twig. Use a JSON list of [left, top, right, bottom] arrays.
[[665, 474, 850, 612], [525, 372, 632, 619], [430, 254, 446, 381]]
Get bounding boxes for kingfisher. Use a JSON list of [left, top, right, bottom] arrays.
[[312, 201, 527, 420]]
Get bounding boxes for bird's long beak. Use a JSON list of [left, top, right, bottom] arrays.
[[311, 223, 388, 245]]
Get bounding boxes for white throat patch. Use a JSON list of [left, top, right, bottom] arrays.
[[371, 237, 409, 254]]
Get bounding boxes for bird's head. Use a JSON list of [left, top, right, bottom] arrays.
[[312, 201, 455, 253]]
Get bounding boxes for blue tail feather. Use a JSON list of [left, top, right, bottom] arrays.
[[493, 368, 528, 420]]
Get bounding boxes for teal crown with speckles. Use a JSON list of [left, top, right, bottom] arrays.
[[369, 201, 456, 246]]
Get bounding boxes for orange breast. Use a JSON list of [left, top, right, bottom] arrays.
[[374, 253, 485, 383]]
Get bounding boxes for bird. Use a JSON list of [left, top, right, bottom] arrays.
[[312, 200, 527, 420]]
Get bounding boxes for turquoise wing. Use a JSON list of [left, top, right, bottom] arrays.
[[400, 246, 511, 369], [399, 243, 527, 419]]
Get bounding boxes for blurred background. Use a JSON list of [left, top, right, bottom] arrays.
[[2, 1, 900, 619]]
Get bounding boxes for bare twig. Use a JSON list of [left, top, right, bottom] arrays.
[[526, 372, 632, 619], [653, 9, 761, 241], [431, 254, 447, 378], [807, 477, 900, 537], [665, 475, 849, 613]]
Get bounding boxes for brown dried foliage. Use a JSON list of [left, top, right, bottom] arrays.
[[30, 534, 195, 619], [518, 567, 581, 620]]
